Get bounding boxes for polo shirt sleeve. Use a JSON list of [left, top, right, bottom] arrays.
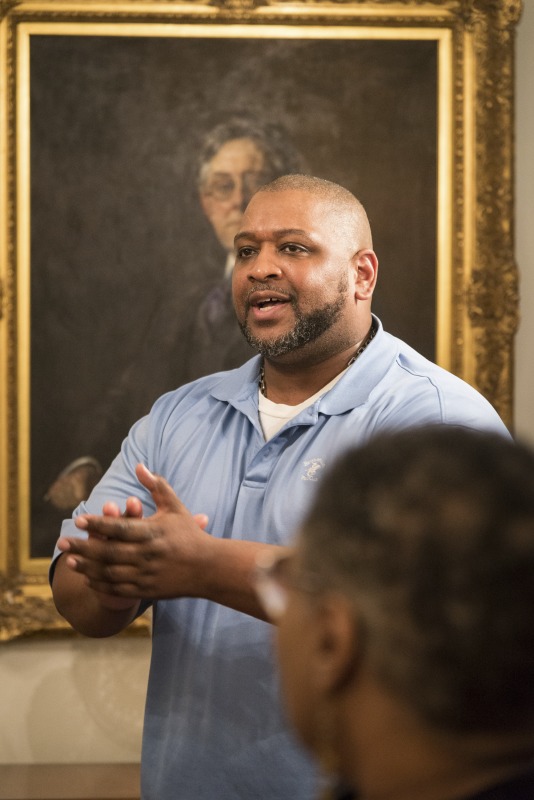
[[49, 412, 157, 581]]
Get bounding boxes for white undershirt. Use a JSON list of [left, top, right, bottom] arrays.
[[258, 367, 349, 441]]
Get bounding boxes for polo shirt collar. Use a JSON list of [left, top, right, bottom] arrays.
[[209, 355, 262, 410], [208, 316, 397, 418], [318, 316, 398, 415]]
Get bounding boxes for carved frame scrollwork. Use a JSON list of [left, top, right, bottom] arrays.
[[0, 0, 520, 640]]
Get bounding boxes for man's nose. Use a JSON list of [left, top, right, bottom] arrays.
[[247, 247, 283, 281]]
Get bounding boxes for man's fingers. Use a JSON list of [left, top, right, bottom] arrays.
[[102, 501, 121, 517], [101, 497, 143, 521], [135, 463, 187, 514], [135, 463, 157, 491], [125, 496, 143, 517], [62, 535, 148, 564], [193, 513, 209, 530], [73, 514, 155, 542]]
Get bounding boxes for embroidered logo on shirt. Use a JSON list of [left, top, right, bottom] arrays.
[[301, 457, 326, 481]]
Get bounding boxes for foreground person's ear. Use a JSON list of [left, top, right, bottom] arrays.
[[311, 594, 361, 696]]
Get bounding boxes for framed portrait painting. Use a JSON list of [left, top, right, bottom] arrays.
[[0, 0, 520, 639]]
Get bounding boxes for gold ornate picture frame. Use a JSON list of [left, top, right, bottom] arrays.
[[0, 0, 520, 640]]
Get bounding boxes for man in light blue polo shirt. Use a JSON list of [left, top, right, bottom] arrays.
[[51, 175, 509, 800]]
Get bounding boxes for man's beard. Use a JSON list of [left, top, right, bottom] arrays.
[[238, 292, 347, 359]]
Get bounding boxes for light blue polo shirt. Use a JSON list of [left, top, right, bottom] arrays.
[[54, 317, 509, 800]]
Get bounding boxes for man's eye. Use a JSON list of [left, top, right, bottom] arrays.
[[281, 243, 306, 254], [237, 247, 255, 258]]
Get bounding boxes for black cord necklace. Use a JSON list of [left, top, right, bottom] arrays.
[[258, 319, 377, 398]]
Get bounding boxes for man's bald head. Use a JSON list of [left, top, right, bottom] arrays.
[[254, 174, 373, 251]]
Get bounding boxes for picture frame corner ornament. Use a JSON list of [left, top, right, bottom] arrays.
[[0, 575, 76, 642]]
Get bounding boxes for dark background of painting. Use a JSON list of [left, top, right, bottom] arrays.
[[30, 34, 437, 557]]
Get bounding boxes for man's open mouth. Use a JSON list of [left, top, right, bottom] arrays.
[[248, 290, 291, 312], [256, 297, 286, 310]]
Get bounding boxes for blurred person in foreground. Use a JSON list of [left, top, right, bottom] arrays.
[[257, 426, 534, 800], [51, 176, 509, 800]]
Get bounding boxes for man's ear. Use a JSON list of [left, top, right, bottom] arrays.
[[352, 249, 378, 301], [311, 594, 361, 696]]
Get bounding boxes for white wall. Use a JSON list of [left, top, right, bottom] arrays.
[[1, 5, 533, 766], [0, 637, 150, 763]]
